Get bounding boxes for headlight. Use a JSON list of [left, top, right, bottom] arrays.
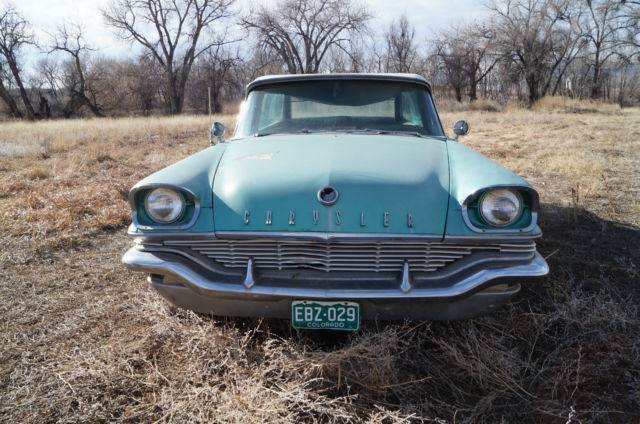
[[479, 189, 523, 227], [144, 187, 185, 224]]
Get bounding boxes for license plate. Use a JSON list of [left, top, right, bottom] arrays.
[[291, 301, 360, 331]]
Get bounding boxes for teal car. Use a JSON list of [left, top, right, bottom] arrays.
[[123, 73, 548, 330]]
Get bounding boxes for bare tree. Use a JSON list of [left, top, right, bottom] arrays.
[[434, 23, 501, 102], [103, 0, 235, 114], [579, 0, 640, 98], [241, 0, 371, 74], [124, 55, 165, 114], [543, 6, 586, 96], [384, 14, 417, 73], [611, 57, 640, 105], [241, 48, 285, 82], [326, 36, 368, 72], [0, 55, 22, 117], [49, 25, 104, 117], [491, 0, 580, 106], [433, 27, 470, 102], [186, 45, 242, 113], [346, 37, 368, 72], [33, 58, 63, 106], [363, 38, 387, 73], [0, 5, 36, 119], [462, 24, 501, 102]]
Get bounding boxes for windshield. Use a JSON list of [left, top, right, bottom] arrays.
[[235, 80, 444, 138]]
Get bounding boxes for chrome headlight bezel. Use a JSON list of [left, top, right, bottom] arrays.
[[143, 187, 186, 224], [478, 188, 524, 227]]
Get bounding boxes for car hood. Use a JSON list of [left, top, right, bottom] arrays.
[[212, 134, 449, 236]]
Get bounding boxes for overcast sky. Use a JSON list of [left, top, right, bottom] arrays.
[[12, 0, 488, 70]]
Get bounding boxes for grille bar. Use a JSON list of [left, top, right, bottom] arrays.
[[164, 238, 535, 273]]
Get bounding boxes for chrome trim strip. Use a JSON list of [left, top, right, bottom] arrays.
[[129, 184, 201, 231], [127, 226, 217, 239], [123, 248, 549, 299], [461, 185, 540, 234], [127, 229, 541, 244], [213, 231, 444, 241], [135, 246, 240, 277], [443, 234, 541, 243]]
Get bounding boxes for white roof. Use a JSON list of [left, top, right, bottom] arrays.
[[246, 73, 431, 92]]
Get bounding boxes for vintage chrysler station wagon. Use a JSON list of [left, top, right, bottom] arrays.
[[123, 73, 548, 330]]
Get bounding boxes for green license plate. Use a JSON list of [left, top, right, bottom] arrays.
[[291, 301, 360, 331]]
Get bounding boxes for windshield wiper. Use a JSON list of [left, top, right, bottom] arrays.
[[256, 129, 428, 138], [383, 131, 427, 138], [345, 129, 426, 138], [255, 129, 319, 137]]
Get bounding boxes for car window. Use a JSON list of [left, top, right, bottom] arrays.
[[400, 91, 422, 126], [235, 80, 444, 138], [291, 97, 395, 119], [257, 93, 284, 129]]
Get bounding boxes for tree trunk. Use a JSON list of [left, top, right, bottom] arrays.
[[211, 83, 222, 113], [167, 79, 182, 114], [0, 79, 22, 118], [62, 95, 83, 118], [526, 75, 539, 108], [166, 71, 188, 114], [171, 92, 182, 114], [552, 67, 569, 95], [38, 94, 51, 119], [591, 63, 602, 99], [591, 44, 602, 99], [468, 81, 478, 102], [454, 85, 463, 102], [6, 59, 35, 119], [82, 96, 104, 117]]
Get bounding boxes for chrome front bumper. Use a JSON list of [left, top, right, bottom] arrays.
[[122, 246, 549, 320]]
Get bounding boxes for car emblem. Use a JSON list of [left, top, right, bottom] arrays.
[[317, 186, 339, 205]]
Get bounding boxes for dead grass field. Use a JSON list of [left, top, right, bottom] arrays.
[[0, 102, 639, 423]]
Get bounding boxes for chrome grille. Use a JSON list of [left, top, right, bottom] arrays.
[[164, 239, 536, 273]]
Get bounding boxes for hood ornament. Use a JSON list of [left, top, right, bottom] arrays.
[[317, 186, 339, 205]]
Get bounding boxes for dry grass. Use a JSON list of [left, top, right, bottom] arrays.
[[437, 98, 504, 113], [0, 115, 234, 260], [1, 104, 639, 423], [533, 96, 623, 115]]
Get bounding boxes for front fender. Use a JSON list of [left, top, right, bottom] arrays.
[[128, 145, 226, 236], [444, 140, 542, 239]]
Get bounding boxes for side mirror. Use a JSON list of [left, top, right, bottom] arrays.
[[453, 120, 470, 140], [210, 121, 225, 145]]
